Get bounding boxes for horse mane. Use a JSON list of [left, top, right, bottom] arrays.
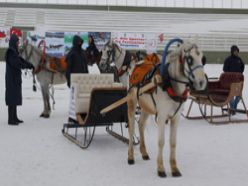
[[27, 43, 50, 59], [166, 41, 199, 63]]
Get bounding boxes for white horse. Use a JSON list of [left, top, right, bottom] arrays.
[[127, 40, 207, 177], [21, 41, 66, 118], [98, 40, 136, 87]]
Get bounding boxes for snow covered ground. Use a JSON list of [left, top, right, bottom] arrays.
[[1, 62, 248, 186]]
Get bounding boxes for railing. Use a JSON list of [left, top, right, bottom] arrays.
[[0, 0, 248, 9], [1, 3, 248, 52], [158, 33, 248, 52]]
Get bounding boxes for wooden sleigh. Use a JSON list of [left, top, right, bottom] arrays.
[[62, 74, 139, 149], [183, 72, 248, 124]]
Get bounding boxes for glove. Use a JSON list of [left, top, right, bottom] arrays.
[[28, 63, 35, 70]]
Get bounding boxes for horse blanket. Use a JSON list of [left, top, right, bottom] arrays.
[[129, 53, 160, 86]]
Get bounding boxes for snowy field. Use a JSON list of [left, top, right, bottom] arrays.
[[1, 62, 248, 186]]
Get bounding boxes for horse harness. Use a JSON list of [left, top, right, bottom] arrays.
[[23, 41, 47, 74], [132, 50, 203, 122], [117, 51, 132, 76]]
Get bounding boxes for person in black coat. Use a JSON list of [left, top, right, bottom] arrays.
[[223, 45, 245, 113], [86, 35, 100, 65], [5, 34, 34, 125], [66, 35, 88, 87], [223, 45, 244, 73]]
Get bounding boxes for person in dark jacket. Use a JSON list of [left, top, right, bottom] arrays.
[[86, 35, 100, 65], [223, 45, 244, 73], [66, 35, 88, 87], [223, 45, 245, 113], [5, 34, 34, 125]]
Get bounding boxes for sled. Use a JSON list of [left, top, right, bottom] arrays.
[[62, 74, 139, 149], [184, 72, 248, 124]]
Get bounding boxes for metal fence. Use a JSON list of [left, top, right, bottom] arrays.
[[1, 2, 248, 52], [0, 0, 248, 9]]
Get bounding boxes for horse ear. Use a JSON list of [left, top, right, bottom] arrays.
[[202, 55, 206, 66]]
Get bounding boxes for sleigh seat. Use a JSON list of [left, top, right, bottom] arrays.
[[184, 72, 248, 124]]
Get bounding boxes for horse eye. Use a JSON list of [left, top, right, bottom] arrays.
[[185, 56, 193, 66]]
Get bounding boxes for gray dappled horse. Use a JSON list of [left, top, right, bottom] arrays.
[[21, 41, 66, 118], [21, 41, 101, 118]]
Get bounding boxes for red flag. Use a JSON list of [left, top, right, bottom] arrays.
[[10, 28, 22, 37], [0, 31, 6, 38], [159, 33, 164, 43]]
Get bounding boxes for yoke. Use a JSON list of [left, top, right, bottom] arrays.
[[184, 72, 248, 124]]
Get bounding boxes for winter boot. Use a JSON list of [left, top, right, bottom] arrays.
[[13, 106, 23, 123], [8, 106, 19, 125]]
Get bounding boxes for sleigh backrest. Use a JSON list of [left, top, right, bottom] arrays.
[[71, 74, 123, 113]]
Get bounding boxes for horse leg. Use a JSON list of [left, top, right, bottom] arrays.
[[170, 115, 182, 177], [138, 112, 150, 160], [40, 84, 50, 118], [157, 116, 166, 177], [127, 97, 137, 165], [46, 90, 51, 118], [40, 85, 46, 117]]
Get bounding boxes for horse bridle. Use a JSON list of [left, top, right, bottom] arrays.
[[169, 45, 205, 87], [183, 45, 204, 82], [102, 42, 123, 67]]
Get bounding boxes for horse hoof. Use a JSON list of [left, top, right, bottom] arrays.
[[40, 113, 50, 118], [158, 171, 167, 178], [142, 155, 150, 160], [172, 171, 182, 177], [43, 114, 50, 118], [128, 159, 135, 165]]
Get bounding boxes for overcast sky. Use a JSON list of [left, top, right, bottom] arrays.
[[0, 0, 248, 9]]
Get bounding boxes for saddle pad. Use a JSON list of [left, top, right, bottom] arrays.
[[49, 56, 67, 72], [129, 53, 160, 86]]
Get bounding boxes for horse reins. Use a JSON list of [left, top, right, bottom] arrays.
[[105, 43, 124, 70]]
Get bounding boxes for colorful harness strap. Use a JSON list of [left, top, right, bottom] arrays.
[[34, 40, 46, 74], [166, 87, 189, 102]]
